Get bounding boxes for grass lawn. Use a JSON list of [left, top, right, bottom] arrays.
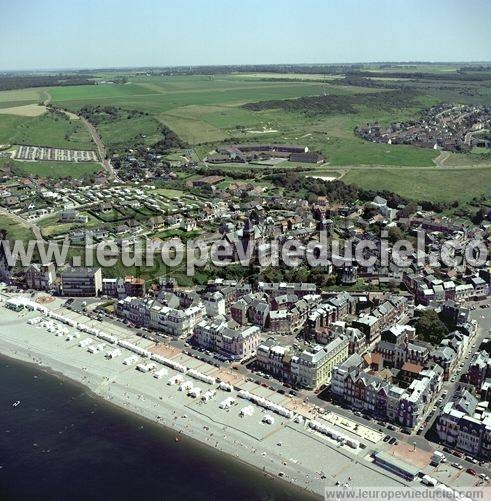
[[321, 136, 438, 166], [442, 151, 491, 167], [38, 212, 100, 237], [342, 167, 491, 202], [154, 188, 184, 198], [0, 214, 34, 242], [14, 160, 101, 178]]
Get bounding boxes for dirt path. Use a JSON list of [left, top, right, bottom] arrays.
[[433, 151, 450, 167], [41, 90, 52, 106], [0, 207, 43, 241], [78, 115, 117, 181], [45, 99, 116, 181]]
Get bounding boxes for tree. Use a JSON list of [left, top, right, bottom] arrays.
[[387, 226, 404, 244], [472, 207, 487, 225], [414, 310, 448, 345]]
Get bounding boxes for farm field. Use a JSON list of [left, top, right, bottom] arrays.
[[0, 68, 489, 202], [0, 104, 47, 117], [0, 88, 44, 108], [342, 166, 491, 202]]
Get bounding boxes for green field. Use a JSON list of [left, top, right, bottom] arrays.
[[320, 136, 438, 166], [0, 68, 490, 201], [9, 160, 101, 179], [0, 111, 94, 149], [342, 167, 491, 202], [0, 214, 34, 242], [0, 75, 463, 168], [96, 114, 163, 151]]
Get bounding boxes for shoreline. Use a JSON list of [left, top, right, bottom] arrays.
[[0, 350, 316, 500], [0, 297, 438, 498], [0, 320, 329, 498]]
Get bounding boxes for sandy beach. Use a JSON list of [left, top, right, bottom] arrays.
[[0, 294, 474, 498]]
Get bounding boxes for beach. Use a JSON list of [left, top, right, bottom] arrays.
[[0, 293, 475, 498]]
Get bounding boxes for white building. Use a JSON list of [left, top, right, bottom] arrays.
[[193, 319, 260, 360]]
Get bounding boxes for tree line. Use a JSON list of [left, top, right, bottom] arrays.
[[242, 89, 418, 116], [0, 74, 95, 91]]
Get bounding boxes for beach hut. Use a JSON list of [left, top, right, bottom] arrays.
[[240, 405, 255, 417], [136, 362, 156, 373], [219, 397, 235, 409], [123, 355, 139, 366], [201, 390, 216, 402], [167, 375, 185, 386], [105, 348, 122, 359], [188, 387, 202, 398], [153, 367, 169, 379], [178, 381, 193, 392]]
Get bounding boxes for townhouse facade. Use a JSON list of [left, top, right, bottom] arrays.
[[116, 296, 205, 337], [437, 391, 491, 459], [256, 336, 349, 390], [332, 357, 443, 429], [193, 319, 260, 360]]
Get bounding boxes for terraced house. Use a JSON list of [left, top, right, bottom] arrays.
[[437, 391, 491, 459], [256, 336, 349, 390], [192, 319, 260, 361], [332, 355, 443, 429]]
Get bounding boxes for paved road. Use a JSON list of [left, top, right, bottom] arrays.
[[77, 297, 491, 474]]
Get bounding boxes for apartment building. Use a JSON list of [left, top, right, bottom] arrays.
[[193, 319, 260, 360], [60, 267, 103, 297], [256, 336, 349, 390], [437, 391, 491, 459], [292, 337, 349, 389], [25, 263, 56, 291]]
